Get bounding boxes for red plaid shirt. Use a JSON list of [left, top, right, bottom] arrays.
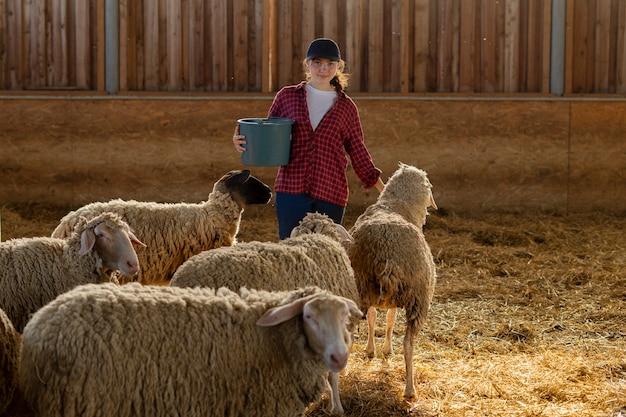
[[268, 81, 381, 206]]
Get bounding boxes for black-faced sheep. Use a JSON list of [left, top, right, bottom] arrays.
[[0, 307, 20, 415], [19, 283, 362, 417], [170, 212, 358, 415], [0, 212, 144, 332], [346, 162, 437, 398], [51, 169, 272, 285]]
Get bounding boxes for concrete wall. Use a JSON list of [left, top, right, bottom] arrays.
[[1, 95, 625, 214]]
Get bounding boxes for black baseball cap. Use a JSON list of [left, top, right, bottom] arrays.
[[306, 38, 341, 61]]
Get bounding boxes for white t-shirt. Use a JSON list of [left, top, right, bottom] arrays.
[[306, 83, 338, 131]]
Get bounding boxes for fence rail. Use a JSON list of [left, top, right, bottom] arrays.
[[1, 0, 625, 94]]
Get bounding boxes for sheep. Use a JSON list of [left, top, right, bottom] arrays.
[[18, 283, 363, 417], [0, 307, 20, 415], [51, 169, 272, 285], [0, 212, 144, 332], [345, 162, 437, 398], [170, 212, 358, 414]]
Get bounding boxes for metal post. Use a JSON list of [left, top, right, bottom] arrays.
[[105, 0, 119, 95]]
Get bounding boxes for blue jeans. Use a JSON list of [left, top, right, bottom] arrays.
[[275, 192, 346, 240]]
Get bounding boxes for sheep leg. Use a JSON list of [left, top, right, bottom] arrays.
[[402, 321, 417, 398], [382, 308, 396, 355], [365, 306, 377, 358], [327, 371, 344, 415]]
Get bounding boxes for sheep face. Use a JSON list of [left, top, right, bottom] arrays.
[[79, 215, 145, 278], [302, 297, 358, 372], [215, 169, 272, 207], [257, 292, 362, 373]]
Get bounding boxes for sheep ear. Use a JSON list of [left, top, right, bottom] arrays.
[[343, 297, 364, 319], [256, 295, 315, 327], [128, 231, 147, 247], [429, 190, 438, 210], [334, 224, 354, 243], [79, 228, 96, 255]]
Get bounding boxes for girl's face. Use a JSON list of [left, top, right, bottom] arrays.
[[306, 58, 339, 88]]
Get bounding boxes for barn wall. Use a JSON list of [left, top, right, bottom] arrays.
[[1, 96, 625, 214]]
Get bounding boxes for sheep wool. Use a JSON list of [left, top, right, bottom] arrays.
[[170, 212, 359, 415], [19, 283, 361, 417], [0, 212, 142, 332], [51, 169, 272, 285], [0, 307, 20, 415], [346, 162, 437, 399], [171, 212, 359, 306]]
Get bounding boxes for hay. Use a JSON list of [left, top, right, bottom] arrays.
[[2, 204, 625, 417]]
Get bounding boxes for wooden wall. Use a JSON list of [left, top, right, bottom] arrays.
[[1, 95, 625, 215], [1, 0, 626, 93]]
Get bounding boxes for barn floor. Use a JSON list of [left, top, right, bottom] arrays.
[[1, 203, 625, 417]]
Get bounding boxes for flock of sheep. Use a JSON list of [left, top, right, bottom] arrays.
[[0, 163, 438, 417]]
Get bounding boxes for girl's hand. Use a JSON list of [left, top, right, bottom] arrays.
[[232, 125, 246, 153]]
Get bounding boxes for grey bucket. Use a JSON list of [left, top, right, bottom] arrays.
[[238, 117, 294, 166]]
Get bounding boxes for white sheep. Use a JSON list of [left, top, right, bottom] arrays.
[[51, 169, 272, 285], [19, 283, 362, 417], [346, 162, 437, 398], [0, 307, 20, 415], [0, 212, 144, 332], [170, 212, 358, 414]]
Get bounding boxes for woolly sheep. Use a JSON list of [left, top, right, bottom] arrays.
[[0, 307, 20, 415], [170, 212, 359, 414], [346, 162, 437, 398], [51, 169, 272, 285], [0, 212, 144, 332], [19, 283, 362, 417]]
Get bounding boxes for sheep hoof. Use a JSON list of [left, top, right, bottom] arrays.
[[382, 344, 393, 356], [403, 387, 417, 399]]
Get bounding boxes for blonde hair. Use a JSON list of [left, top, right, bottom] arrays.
[[303, 59, 350, 91]]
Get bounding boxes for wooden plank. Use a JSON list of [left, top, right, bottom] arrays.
[[4, 0, 22, 88], [51, 0, 68, 86], [526, 0, 541, 92], [66, 0, 76, 86], [387, 0, 402, 92], [436, 0, 450, 91], [21, 0, 31, 88], [0, 0, 5, 87], [504, 0, 519, 92], [458, 0, 476, 92], [187, 0, 203, 90], [344, 0, 361, 91], [157, 0, 166, 90], [322, 0, 338, 40], [275, 0, 292, 88], [399, 0, 412, 93], [181, 0, 189, 90], [290, 0, 303, 83], [166, 0, 182, 90], [607, 0, 619, 93], [617, 0, 626, 93], [252, 0, 263, 91], [30, 0, 46, 87], [367, 0, 384, 92], [584, 0, 597, 93], [594, 0, 611, 92], [143, 0, 158, 90], [75, 0, 90, 88], [262, 0, 273, 92], [480, 0, 496, 92], [96, 0, 105, 91], [211, 0, 228, 91], [232, 0, 248, 91]]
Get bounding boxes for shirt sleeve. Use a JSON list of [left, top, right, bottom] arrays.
[[342, 96, 382, 189]]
